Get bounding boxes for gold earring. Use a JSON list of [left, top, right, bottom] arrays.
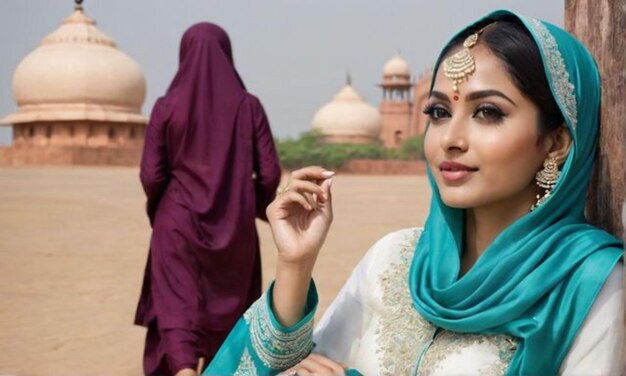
[[531, 156, 560, 211]]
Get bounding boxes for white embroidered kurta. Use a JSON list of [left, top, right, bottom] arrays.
[[313, 228, 624, 375], [206, 228, 624, 375]]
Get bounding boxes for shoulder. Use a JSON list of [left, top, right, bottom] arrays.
[[151, 96, 173, 118], [146, 96, 173, 128], [603, 261, 623, 292], [370, 227, 423, 259], [592, 261, 623, 312], [560, 262, 624, 374], [238, 93, 268, 119], [356, 227, 423, 279], [587, 260, 624, 324], [574, 242, 623, 292], [241, 93, 263, 108], [354, 228, 425, 320]]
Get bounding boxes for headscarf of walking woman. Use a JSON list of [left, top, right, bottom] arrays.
[[166, 22, 246, 111], [164, 21, 246, 142], [409, 9, 623, 375], [159, 23, 249, 214]]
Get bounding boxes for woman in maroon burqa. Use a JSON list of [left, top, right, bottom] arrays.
[[134, 23, 281, 375]]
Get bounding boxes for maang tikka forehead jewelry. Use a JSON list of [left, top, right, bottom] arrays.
[[443, 24, 491, 97]]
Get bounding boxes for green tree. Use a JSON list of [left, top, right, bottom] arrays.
[[276, 131, 425, 170]]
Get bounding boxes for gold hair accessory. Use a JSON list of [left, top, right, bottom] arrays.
[[443, 23, 495, 97], [531, 156, 560, 211]]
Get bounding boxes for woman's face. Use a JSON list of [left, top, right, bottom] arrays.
[[424, 44, 550, 212]]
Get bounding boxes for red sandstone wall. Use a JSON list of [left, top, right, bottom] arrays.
[[412, 73, 432, 135], [379, 101, 413, 148], [1, 149, 427, 175], [0, 146, 142, 167]]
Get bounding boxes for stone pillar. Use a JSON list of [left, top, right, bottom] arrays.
[[565, 0, 625, 238], [380, 100, 412, 148], [411, 72, 433, 135], [564, 0, 626, 369]]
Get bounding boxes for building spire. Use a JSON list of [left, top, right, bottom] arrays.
[[75, 0, 84, 11], [346, 70, 352, 86]]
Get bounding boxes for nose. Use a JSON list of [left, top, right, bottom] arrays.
[[440, 115, 468, 153]]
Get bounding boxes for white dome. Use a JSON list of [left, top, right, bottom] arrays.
[[383, 53, 411, 78], [2, 7, 147, 124], [312, 85, 381, 139]]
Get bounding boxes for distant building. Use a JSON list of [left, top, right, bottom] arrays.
[[313, 54, 432, 148], [312, 75, 382, 145], [0, 1, 147, 166]]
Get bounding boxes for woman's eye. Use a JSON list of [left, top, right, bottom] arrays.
[[423, 105, 450, 120], [473, 105, 505, 122]]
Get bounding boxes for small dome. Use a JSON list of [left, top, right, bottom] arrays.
[[383, 53, 411, 78], [2, 6, 147, 124], [312, 84, 381, 141]]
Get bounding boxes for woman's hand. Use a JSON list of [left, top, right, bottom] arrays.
[[268, 166, 334, 326], [267, 166, 334, 265], [279, 353, 346, 376]]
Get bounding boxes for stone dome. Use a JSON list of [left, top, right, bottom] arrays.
[[383, 53, 411, 78], [2, 5, 147, 124], [312, 84, 381, 141]]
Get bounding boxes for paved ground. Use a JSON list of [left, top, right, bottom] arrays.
[[0, 167, 431, 375]]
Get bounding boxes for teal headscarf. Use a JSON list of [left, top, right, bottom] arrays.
[[409, 10, 623, 375]]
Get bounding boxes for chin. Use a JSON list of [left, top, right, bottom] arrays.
[[438, 194, 478, 209], [441, 200, 475, 209], [436, 185, 482, 209]]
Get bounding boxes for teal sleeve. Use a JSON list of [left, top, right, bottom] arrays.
[[205, 280, 318, 375], [345, 369, 364, 376]]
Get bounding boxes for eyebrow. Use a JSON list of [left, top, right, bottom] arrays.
[[466, 90, 517, 106], [429, 90, 450, 103], [429, 90, 517, 106]]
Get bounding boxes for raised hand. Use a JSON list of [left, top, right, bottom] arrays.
[[266, 166, 335, 264], [267, 166, 335, 327]]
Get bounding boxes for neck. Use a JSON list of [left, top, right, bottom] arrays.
[[460, 192, 534, 276]]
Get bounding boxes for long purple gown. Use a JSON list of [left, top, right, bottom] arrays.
[[134, 23, 281, 375]]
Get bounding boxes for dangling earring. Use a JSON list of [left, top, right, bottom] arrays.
[[531, 156, 560, 211]]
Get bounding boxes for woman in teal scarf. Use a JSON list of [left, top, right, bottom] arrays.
[[205, 9, 623, 376]]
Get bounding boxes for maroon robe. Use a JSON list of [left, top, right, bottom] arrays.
[[134, 23, 281, 374]]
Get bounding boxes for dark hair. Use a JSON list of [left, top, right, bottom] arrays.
[[437, 16, 564, 136]]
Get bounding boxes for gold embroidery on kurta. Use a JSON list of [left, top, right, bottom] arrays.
[[245, 295, 314, 370], [375, 228, 435, 375], [418, 330, 518, 375], [234, 348, 258, 376]]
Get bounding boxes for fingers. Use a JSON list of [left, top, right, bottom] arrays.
[[283, 189, 320, 211], [317, 178, 333, 218], [291, 166, 335, 182], [307, 353, 346, 374], [280, 353, 346, 376], [274, 167, 335, 212], [288, 179, 328, 202]]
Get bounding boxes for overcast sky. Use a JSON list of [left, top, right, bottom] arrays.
[[0, 0, 564, 145]]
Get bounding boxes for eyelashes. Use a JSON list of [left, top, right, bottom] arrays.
[[472, 104, 506, 123], [422, 103, 506, 124], [422, 104, 449, 119]]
